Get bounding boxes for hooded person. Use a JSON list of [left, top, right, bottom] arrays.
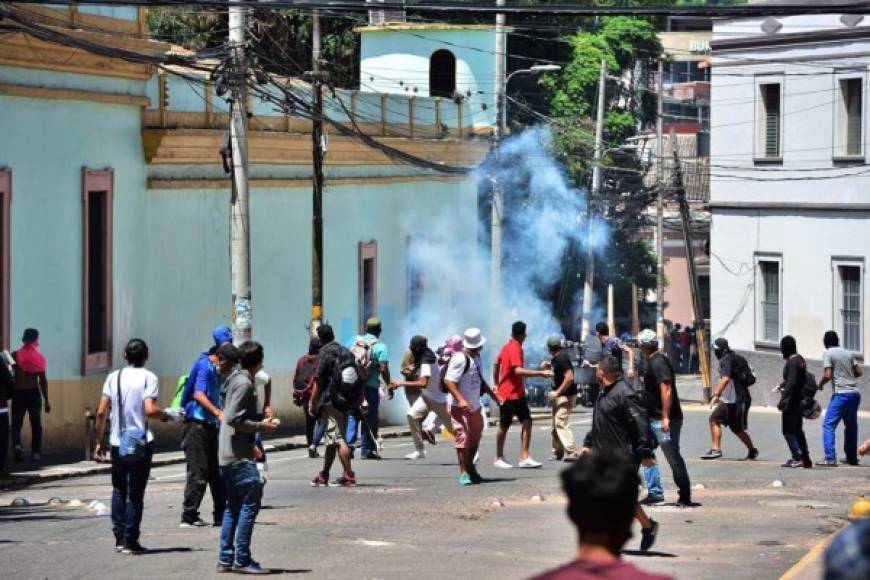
[[778, 335, 812, 468], [10, 328, 50, 461]]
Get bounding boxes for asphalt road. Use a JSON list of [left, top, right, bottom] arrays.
[[1, 403, 868, 580]]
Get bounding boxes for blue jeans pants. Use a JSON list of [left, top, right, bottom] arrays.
[[346, 387, 380, 456], [643, 419, 692, 500], [219, 460, 263, 567], [823, 392, 861, 463], [110, 443, 154, 542]]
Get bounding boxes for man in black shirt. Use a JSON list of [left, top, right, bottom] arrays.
[[636, 329, 693, 507], [582, 356, 659, 552], [545, 337, 579, 461]]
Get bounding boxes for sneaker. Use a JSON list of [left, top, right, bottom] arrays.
[[700, 449, 722, 460], [422, 429, 437, 445], [639, 494, 665, 506], [335, 472, 357, 487], [467, 466, 483, 484], [550, 453, 564, 461], [307, 446, 319, 459], [563, 453, 580, 462], [122, 540, 147, 555], [746, 448, 759, 461], [473, 451, 480, 465], [677, 496, 698, 508], [361, 452, 382, 460], [234, 561, 269, 575], [781, 459, 802, 468], [310, 471, 329, 487], [815, 459, 838, 467], [518, 457, 543, 469], [458, 473, 473, 486], [180, 518, 208, 528], [640, 520, 659, 552], [405, 449, 426, 460], [114, 536, 124, 553], [802, 458, 813, 469], [216, 563, 234, 573], [12, 445, 22, 461], [493, 458, 513, 469]]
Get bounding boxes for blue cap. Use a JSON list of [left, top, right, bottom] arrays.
[[213, 326, 233, 346]]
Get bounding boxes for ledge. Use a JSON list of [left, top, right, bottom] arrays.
[[146, 174, 469, 190], [0, 83, 150, 107], [753, 156, 783, 165], [832, 155, 865, 165]]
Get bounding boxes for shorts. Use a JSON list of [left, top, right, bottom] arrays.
[[499, 397, 532, 427], [449, 405, 483, 450], [319, 404, 349, 446], [709, 400, 749, 433]]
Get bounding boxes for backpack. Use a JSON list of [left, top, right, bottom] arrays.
[[330, 346, 363, 412], [169, 374, 190, 410], [292, 354, 318, 407], [350, 336, 379, 383], [801, 371, 820, 419], [729, 353, 757, 397], [439, 353, 472, 394]]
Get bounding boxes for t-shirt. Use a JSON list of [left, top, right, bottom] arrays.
[[102, 366, 159, 447], [551, 350, 578, 397], [184, 353, 222, 423], [444, 352, 482, 411], [420, 362, 447, 404], [717, 355, 737, 404], [822, 346, 859, 393], [497, 338, 525, 401], [642, 352, 683, 421], [315, 341, 344, 409], [361, 333, 390, 389], [529, 559, 672, 580], [602, 336, 623, 367]]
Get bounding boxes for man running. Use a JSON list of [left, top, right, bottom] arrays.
[[493, 321, 552, 469]]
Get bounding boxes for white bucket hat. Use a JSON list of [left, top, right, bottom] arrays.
[[462, 327, 486, 349]]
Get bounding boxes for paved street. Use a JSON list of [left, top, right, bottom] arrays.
[[1, 403, 868, 580]]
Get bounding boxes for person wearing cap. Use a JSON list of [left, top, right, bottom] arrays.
[[390, 336, 454, 460], [10, 328, 49, 462], [179, 326, 231, 528], [543, 336, 579, 462], [493, 321, 553, 469], [636, 329, 693, 507], [346, 317, 391, 460], [443, 328, 501, 486], [700, 338, 758, 461]]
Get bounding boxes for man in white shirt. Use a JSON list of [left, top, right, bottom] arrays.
[[94, 339, 171, 555], [818, 330, 863, 466]]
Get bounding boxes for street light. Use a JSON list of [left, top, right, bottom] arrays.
[[502, 64, 562, 130]]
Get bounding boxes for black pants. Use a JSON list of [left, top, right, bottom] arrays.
[[11, 389, 42, 455], [181, 421, 225, 524], [782, 409, 810, 461], [0, 408, 9, 472]]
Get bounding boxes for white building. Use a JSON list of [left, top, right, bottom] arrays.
[[709, 5, 869, 401]]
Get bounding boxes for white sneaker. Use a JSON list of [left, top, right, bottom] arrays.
[[518, 457, 542, 469], [405, 449, 426, 460], [473, 451, 480, 465], [493, 458, 513, 469]]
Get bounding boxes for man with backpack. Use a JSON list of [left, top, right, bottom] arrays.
[[293, 337, 325, 458], [180, 326, 231, 528], [701, 338, 759, 461], [310, 324, 359, 487], [346, 317, 390, 460]]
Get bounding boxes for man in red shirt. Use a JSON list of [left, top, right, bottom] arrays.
[[528, 451, 672, 580], [493, 321, 552, 469]]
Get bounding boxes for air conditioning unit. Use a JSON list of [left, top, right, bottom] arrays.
[[367, 0, 406, 25]]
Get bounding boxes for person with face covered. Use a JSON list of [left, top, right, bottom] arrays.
[[390, 336, 454, 459], [778, 335, 813, 469]]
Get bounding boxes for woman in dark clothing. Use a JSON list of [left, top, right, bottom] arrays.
[[779, 335, 812, 468]]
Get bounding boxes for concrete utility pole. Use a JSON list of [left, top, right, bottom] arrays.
[[580, 59, 606, 338], [229, 4, 252, 344], [491, 0, 505, 320], [310, 9, 325, 337], [655, 57, 665, 344]]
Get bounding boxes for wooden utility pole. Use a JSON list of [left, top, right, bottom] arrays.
[[310, 10, 325, 336]]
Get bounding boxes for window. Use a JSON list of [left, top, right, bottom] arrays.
[[756, 257, 781, 344], [758, 83, 781, 159], [406, 236, 423, 314], [835, 77, 864, 158], [359, 241, 377, 332], [0, 169, 10, 350], [82, 168, 113, 374], [429, 50, 456, 98], [833, 259, 863, 354]]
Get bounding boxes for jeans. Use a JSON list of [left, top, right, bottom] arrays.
[[219, 461, 263, 568], [643, 419, 691, 500], [782, 408, 810, 461], [181, 421, 225, 524], [305, 412, 325, 448], [346, 387, 380, 456], [111, 443, 154, 542], [0, 408, 8, 472], [11, 389, 42, 454], [823, 391, 860, 463]]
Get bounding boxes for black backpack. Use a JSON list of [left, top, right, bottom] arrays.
[[730, 353, 757, 390], [330, 346, 363, 412]]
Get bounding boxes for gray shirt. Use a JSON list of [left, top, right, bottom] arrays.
[[822, 346, 859, 393], [219, 369, 268, 466]]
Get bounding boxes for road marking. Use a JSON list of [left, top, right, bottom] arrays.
[[779, 532, 835, 580]]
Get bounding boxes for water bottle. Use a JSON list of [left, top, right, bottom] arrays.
[[653, 420, 670, 443]]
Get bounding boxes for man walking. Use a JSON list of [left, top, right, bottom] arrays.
[[347, 317, 390, 460], [544, 337, 579, 462], [180, 327, 231, 528], [701, 338, 759, 461], [217, 341, 279, 574], [493, 321, 552, 469], [310, 324, 358, 487], [11, 328, 49, 462], [818, 331, 863, 466], [636, 329, 693, 507]]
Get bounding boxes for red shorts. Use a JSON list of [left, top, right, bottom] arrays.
[[449, 405, 483, 450]]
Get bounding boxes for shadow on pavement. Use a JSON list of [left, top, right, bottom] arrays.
[[0, 505, 90, 523], [141, 547, 203, 555], [622, 550, 678, 558], [262, 569, 312, 575]]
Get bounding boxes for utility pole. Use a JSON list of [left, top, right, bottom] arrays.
[[229, 4, 252, 344], [309, 9, 325, 337], [655, 57, 665, 345], [670, 129, 712, 399], [580, 59, 606, 338], [490, 0, 505, 322]]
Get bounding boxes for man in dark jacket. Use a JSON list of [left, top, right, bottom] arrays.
[[582, 356, 659, 552]]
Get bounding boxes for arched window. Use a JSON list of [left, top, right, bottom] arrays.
[[429, 49, 456, 98]]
